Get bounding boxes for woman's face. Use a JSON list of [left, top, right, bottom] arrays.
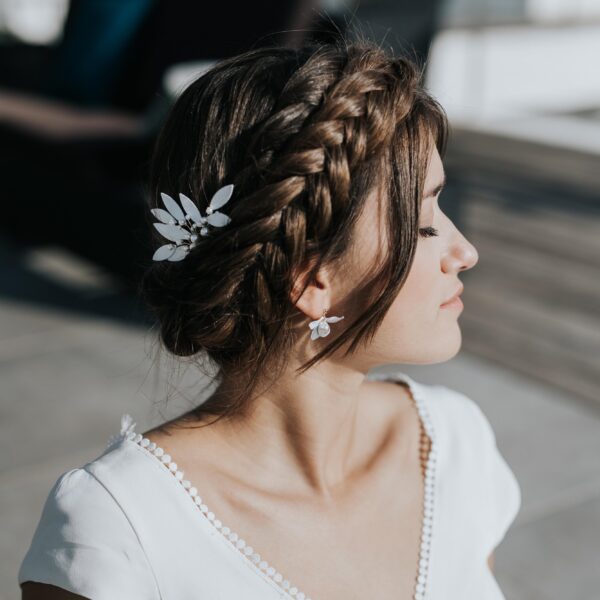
[[342, 144, 479, 368]]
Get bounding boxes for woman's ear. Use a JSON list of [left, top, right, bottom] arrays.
[[290, 259, 332, 321]]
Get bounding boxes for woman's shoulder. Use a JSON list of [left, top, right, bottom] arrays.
[[21, 417, 145, 541], [18, 462, 136, 552], [416, 379, 496, 444], [18, 448, 160, 598], [414, 377, 523, 551], [371, 369, 522, 551], [18, 414, 164, 597], [412, 376, 508, 465], [367, 369, 495, 446]]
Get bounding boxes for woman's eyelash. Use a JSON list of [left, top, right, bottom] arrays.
[[419, 226, 439, 238]]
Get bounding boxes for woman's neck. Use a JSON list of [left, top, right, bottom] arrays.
[[209, 360, 372, 500]]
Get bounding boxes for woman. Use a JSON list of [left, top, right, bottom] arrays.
[[19, 39, 521, 599]]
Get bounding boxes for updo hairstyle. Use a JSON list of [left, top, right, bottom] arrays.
[[140, 39, 447, 421]]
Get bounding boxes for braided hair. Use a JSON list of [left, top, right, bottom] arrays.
[[140, 39, 447, 422]]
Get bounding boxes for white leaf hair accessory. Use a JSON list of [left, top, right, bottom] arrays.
[[151, 184, 234, 262]]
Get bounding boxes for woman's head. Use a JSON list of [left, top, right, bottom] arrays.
[[141, 39, 477, 419]]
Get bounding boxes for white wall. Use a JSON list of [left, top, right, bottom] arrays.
[[426, 24, 600, 121], [527, 0, 600, 21], [0, 0, 69, 45]]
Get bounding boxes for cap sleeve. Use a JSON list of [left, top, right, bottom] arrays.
[[18, 467, 160, 599], [434, 384, 522, 554], [469, 399, 522, 551]]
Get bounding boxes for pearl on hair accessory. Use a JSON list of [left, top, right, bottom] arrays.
[[308, 308, 344, 340], [151, 184, 234, 262]]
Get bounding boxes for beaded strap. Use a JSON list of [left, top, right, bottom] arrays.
[[108, 372, 436, 600], [362, 372, 437, 600]]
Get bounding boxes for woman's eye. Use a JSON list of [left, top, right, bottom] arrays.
[[418, 226, 439, 238]]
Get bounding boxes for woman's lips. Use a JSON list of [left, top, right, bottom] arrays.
[[440, 295, 463, 309], [440, 284, 464, 308]]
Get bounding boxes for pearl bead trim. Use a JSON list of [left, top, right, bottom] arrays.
[[106, 371, 436, 600], [356, 372, 438, 600], [107, 415, 310, 599]]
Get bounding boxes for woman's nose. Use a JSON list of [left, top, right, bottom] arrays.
[[442, 231, 479, 273]]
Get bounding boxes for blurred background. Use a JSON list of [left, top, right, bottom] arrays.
[[2, 0, 599, 598]]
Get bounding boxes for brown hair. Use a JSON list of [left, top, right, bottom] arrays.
[[140, 38, 447, 425]]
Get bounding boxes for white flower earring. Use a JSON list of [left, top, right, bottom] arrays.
[[308, 308, 344, 340]]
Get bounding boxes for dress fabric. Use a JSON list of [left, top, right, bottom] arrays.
[[18, 371, 522, 599]]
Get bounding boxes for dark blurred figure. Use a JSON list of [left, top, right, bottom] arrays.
[[0, 0, 443, 292]]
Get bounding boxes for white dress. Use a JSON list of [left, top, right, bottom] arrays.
[[18, 370, 522, 599]]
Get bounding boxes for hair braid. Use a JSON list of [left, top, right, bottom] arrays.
[[224, 50, 418, 331], [232, 50, 417, 234]]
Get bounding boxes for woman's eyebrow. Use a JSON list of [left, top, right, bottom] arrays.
[[424, 175, 446, 199]]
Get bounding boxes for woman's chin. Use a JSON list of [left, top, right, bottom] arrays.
[[429, 326, 463, 363]]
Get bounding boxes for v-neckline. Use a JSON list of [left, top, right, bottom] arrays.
[[110, 369, 438, 600]]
